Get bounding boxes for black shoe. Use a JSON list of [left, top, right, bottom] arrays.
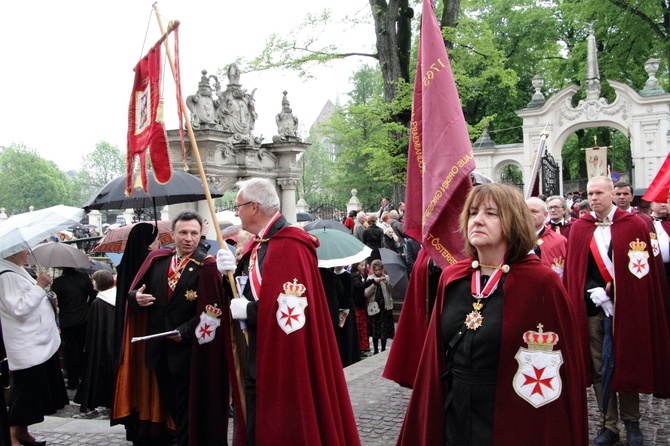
[[19, 439, 47, 446], [593, 427, 619, 446], [624, 421, 644, 446]]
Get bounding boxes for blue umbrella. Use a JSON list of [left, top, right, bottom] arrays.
[[600, 315, 615, 414]]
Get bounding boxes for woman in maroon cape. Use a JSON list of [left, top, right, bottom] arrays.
[[397, 184, 587, 446]]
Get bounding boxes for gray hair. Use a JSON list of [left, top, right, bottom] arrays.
[[546, 195, 567, 209], [525, 196, 547, 212], [389, 210, 400, 219], [236, 178, 280, 214]]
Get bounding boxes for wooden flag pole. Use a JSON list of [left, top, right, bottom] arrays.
[[152, 3, 248, 422], [151, 7, 225, 265], [525, 128, 550, 199]]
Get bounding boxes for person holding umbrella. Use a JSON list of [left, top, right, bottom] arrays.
[[0, 250, 69, 446], [564, 176, 670, 446], [397, 183, 588, 446], [50, 267, 96, 390]]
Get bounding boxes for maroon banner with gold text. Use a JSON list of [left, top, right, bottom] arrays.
[[403, 0, 475, 269]]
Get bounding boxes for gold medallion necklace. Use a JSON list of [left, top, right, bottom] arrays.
[[464, 261, 508, 330]]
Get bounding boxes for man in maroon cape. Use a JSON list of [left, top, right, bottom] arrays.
[[113, 211, 244, 446], [564, 176, 670, 446], [216, 178, 360, 446], [652, 197, 670, 283], [396, 255, 588, 445], [546, 195, 573, 239], [526, 197, 567, 276]]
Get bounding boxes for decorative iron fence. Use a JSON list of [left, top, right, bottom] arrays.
[[309, 200, 346, 222]]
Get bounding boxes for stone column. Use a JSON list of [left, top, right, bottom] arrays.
[[296, 192, 309, 213], [160, 206, 170, 222], [277, 178, 300, 224], [346, 189, 362, 214], [197, 200, 218, 240]]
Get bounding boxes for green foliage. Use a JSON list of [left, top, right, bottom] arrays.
[[242, 10, 375, 78], [311, 65, 407, 208], [67, 141, 126, 207], [0, 145, 69, 215], [559, 0, 670, 88], [452, 0, 562, 143], [299, 134, 336, 204]]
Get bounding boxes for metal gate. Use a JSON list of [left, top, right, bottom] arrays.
[[541, 150, 560, 197], [309, 200, 345, 222]]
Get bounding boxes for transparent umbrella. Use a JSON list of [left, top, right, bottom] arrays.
[[0, 205, 85, 258]]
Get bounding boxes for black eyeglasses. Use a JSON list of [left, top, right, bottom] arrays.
[[233, 201, 253, 211]]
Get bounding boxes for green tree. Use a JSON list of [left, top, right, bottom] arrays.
[[242, 2, 415, 125], [450, 0, 562, 143], [320, 65, 404, 208], [0, 145, 69, 215], [299, 135, 336, 205], [68, 141, 125, 206], [560, 0, 670, 89]]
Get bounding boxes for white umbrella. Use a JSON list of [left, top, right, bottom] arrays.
[[0, 205, 86, 258], [27, 242, 92, 269]]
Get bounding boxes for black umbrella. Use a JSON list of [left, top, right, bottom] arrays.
[[304, 219, 351, 233], [296, 212, 316, 222], [83, 170, 222, 214], [76, 259, 114, 274], [378, 247, 408, 298], [600, 315, 615, 415]]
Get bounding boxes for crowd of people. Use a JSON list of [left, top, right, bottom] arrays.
[[1, 176, 670, 445]]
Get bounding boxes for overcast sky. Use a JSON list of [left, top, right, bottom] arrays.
[[0, 0, 374, 171]]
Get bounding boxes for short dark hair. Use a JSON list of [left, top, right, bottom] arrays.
[[613, 182, 633, 194], [92, 270, 114, 291], [578, 200, 591, 211], [172, 210, 203, 231]]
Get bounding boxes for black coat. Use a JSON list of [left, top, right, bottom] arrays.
[[362, 224, 384, 250], [128, 252, 204, 372], [51, 269, 95, 328]]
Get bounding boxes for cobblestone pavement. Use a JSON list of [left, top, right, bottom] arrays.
[[29, 347, 670, 445]]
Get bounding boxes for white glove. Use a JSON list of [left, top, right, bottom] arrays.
[[601, 300, 614, 317], [230, 298, 249, 320], [216, 248, 236, 273], [587, 287, 609, 306], [588, 287, 614, 316], [551, 265, 564, 279]]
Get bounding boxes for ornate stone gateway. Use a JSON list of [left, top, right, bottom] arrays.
[[165, 64, 309, 225], [473, 26, 670, 196]]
